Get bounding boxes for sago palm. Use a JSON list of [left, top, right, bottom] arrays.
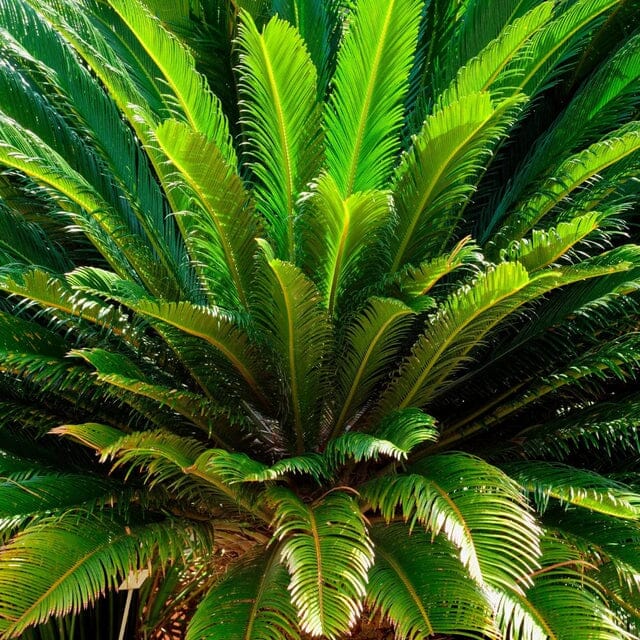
[[0, 0, 640, 638]]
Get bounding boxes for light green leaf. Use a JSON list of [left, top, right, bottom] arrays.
[[237, 13, 322, 261], [270, 488, 374, 639], [325, 0, 423, 196]]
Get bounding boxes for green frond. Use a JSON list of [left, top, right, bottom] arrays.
[[326, 433, 411, 467], [388, 92, 526, 273], [492, 32, 640, 224], [519, 537, 633, 640], [269, 488, 374, 639], [456, 331, 640, 442], [505, 461, 640, 519], [0, 312, 65, 357], [0, 114, 154, 285], [450, 0, 550, 78], [186, 545, 298, 640], [501, 212, 606, 272], [410, 452, 542, 592], [128, 298, 267, 405], [368, 524, 497, 640], [108, 0, 235, 162], [325, 0, 423, 196], [189, 449, 269, 486], [363, 452, 544, 592], [154, 119, 259, 311], [72, 348, 241, 446], [51, 423, 125, 452], [0, 0, 192, 299], [254, 245, 331, 453], [271, 0, 341, 95], [0, 206, 71, 272], [303, 174, 393, 316], [521, 394, 640, 461], [243, 453, 330, 484], [0, 450, 121, 534], [494, 124, 640, 248], [372, 408, 438, 454], [0, 511, 212, 638], [237, 12, 323, 261], [545, 508, 640, 586], [443, 2, 554, 102], [362, 473, 485, 582], [517, 0, 621, 96], [0, 268, 139, 343], [332, 297, 416, 435], [394, 236, 482, 298], [378, 254, 636, 414]]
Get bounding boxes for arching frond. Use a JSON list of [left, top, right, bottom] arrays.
[[443, 2, 554, 102], [368, 524, 498, 640], [325, 0, 423, 196], [271, 0, 341, 95], [494, 124, 640, 247], [154, 119, 259, 310], [0, 511, 212, 638], [516, 537, 633, 640], [270, 488, 374, 639], [517, 0, 621, 96], [108, 0, 235, 161], [388, 92, 525, 273], [504, 461, 640, 519], [253, 245, 331, 453], [0, 466, 118, 534], [186, 545, 298, 640], [411, 452, 541, 591], [237, 12, 322, 261], [333, 297, 416, 435], [303, 174, 392, 316], [378, 254, 636, 414]]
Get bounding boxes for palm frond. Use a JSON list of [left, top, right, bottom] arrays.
[[0, 457, 119, 534], [443, 2, 554, 102], [237, 12, 323, 261], [0, 511, 212, 638], [364, 452, 541, 591], [332, 297, 416, 435], [325, 0, 423, 196], [393, 236, 482, 298], [368, 524, 498, 640], [504, 461, 640, 519], [127, 298, 268, 406], [303, 174, 393, 316], [493, 124, 640, 248], [154, 119, 259, 311], [378, 254, 636, 414], [253, 244, 331, 453], [269, 488, 374, 639], [388, 92, 525, 273], [186, 545, 298, 640], [492, 32, 640, 224], [517, 0, 621, 96], [519, 537, 633, 640], [271, 0, 342, 95], [108, 0, 235, 162]]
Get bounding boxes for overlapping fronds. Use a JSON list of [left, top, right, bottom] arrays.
[[270, 488, 374, 639], [325, 0, 423, 196], [0, 0, 638, 638], [185, 545, 298, 640], [368, 525, 498, 640], [0, 512, 212, 637], [237, 13, 322, 261]]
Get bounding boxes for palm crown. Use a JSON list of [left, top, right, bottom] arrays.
[[1, 0, 640, 638]]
